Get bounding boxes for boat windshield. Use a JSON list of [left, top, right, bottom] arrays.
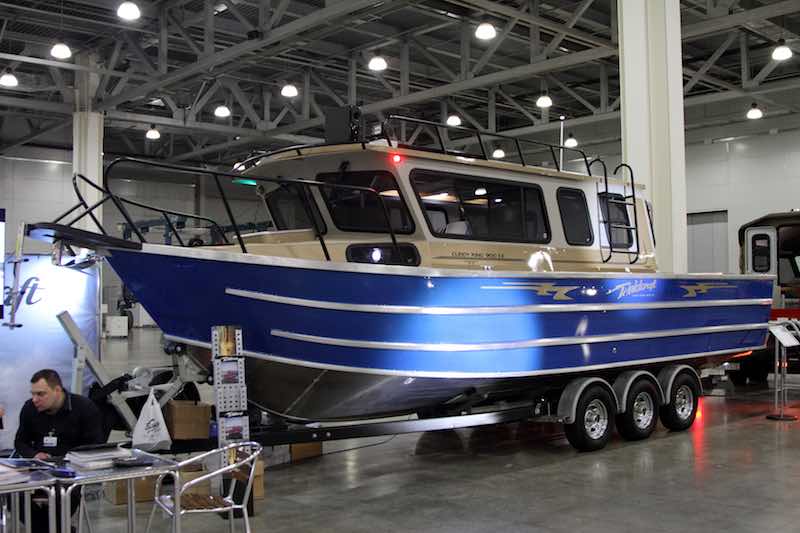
[[263, 183, 326, 232], [317, 170, 414, 234]]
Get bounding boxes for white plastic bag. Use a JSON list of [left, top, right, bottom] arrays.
[[132, 390, 172, 451]]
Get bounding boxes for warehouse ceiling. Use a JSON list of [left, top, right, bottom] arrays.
[[0, 0, 798, 166]]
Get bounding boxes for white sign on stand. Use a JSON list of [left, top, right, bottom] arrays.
[[769, 325, 800, 347]]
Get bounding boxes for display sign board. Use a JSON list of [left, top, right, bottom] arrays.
[[0, 208, 4, 319], [0, 255, 98, 449], [769, 324, 800, 348]]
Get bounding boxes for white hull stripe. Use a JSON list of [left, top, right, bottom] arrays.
[[163, 334, 766, 379], [225, 287, 771, 316], [270, 323, 767, 352]]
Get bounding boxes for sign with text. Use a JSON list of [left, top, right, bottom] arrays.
[[0, 255, 98, 449]]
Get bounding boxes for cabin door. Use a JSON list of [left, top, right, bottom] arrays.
[[743, 226, 777, 276]]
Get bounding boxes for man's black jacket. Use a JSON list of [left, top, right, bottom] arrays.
[[14, 392, 105, 457]]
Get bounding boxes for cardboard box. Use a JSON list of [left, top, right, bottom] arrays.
[[164, 400, 212, 440], [253, 459, 264, 500], [104, 466, 211, 506], [290, 442, 322, 462], [104, 476, 159, 505]]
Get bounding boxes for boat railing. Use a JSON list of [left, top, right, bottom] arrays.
[[380, 115, 593, 175], [51, 156, 401, 261]]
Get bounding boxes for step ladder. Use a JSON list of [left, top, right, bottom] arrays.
[[591, 159, 641, 264]]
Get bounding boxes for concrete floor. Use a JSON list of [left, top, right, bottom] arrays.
[[90, 328, 800, 533]]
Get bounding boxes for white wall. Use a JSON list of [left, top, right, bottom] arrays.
[[685, 129, 800, 273], [0, 148, 73, 255]]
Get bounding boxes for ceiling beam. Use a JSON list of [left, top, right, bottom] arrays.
[[98, 0, 384, 110], [682, 0, 800, 40]]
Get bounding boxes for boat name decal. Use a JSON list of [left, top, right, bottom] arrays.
[[607, 280, 657, 300], [450, 251, 506, 260], [680, 283, 735, 298], [482, 282, 579, 300]]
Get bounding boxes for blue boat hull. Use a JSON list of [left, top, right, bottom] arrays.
[[106, 246, 773, 420]]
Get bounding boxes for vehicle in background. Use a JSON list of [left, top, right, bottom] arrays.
[[736, 212, 800, 384]]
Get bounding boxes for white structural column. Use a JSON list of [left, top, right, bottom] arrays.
[[618, 0, 687, 273], [72, 52, 105, 232]]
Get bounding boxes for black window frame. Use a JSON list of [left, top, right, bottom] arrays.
[[316, 170, 415, 235], [263, 183, 327, 234], [556, 187, 594, 246], [751, 232, 771, 273], [598, 192, 634, 249], [409, 168, 552, 245]]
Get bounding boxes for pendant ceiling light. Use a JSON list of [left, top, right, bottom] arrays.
[[280, 83, 298, 98], [771, 38, 793, 61], [0, 72, 19, 88], [214, 104, 231, 118], [475, 22, 497, 41], [536, 94, 553, 108], [564, 133, 578, 148], [446, 114, 461, 127], [746, 102, 763, 120], [117, 1, 141, 21], [145, 124, 161, 140], [368, 54, 388, 72]]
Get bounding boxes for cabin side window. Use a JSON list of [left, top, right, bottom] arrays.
[[556, 187, 593, 246], [264, 184, 326, 232], [751, 233, 771, 273], [409, 169, 550, 244], [598, 192, 633, 248], [317, 171, 415, 234]]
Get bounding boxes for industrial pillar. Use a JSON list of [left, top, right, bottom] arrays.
[[72, 52, 105, 230], [72, 52, 105, 344], [617, 0, 687, 273]]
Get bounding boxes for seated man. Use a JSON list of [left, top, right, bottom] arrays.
[[15, 369, 105, 532]]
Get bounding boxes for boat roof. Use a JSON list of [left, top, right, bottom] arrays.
[[248, 141, 645, 190], [739, 211, 800, 244]]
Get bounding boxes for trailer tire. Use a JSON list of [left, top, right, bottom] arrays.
[[564, 385, 615, 452], [660, 372, 700, 431], [616, 379, 659, 441]]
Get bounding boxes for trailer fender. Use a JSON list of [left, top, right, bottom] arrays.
[[613, 371, 664, 412], [657, 365, 703, 401], [557, 377, 618, 425]]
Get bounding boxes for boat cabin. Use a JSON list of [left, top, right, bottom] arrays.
[[221, 115, 657, 273]]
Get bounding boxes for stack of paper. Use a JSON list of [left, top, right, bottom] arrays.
[[0, 465, 32, 485], [66, 448, 132, 470]]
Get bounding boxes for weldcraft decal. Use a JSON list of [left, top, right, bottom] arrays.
[[607, 280, 657, 300], [680, 283, 735, 298]]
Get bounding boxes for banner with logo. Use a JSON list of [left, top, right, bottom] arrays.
[[0, 254, 98, 449]]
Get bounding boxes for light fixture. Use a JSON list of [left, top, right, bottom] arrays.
[[368, 54, 388, 72], [371, 248, 383, 262], [492, 148, 505, 159], [564, 133, 578, 148], [232, 162, 245, 172], [214, 104, 231, 118], [51, 0, 71, 60], [0, 72, 19, 88], [474, 187, 487, 196], [280, 83, 298, 98], [746, 102, 763, 120], [116, 1, 141, 21], [446, 114, 461, 126], [536, 94, 553, 108], [475, 22, 497, 41], [145, 124, 160, 140], [772, 38, 793, 61], [494, 198, 502, 203], [50, 42, 72, 60]]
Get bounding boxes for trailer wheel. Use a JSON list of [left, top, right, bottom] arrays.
[[616, 379, 658, 441], [564, 385, 615, 452], [660, 372, 699, 431]]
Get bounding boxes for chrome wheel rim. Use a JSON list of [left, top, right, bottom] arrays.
[[674, 385, 694, 420], [632, 391, 655, 430], [584, 399, 609, 440]]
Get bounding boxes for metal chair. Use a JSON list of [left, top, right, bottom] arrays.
[[145, 442, 262, 533]]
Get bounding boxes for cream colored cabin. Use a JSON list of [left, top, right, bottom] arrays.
[[222, 141, 657, 274]]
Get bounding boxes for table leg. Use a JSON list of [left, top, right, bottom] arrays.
[[62, 485, 77, 533], [46, 488, 56, 533], [10, 492, 19, 533], [127, 479, 136, 533], [22, 492, 31, 533]]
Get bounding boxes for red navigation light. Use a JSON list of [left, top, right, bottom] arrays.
[[391, 154, 402, 164]]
